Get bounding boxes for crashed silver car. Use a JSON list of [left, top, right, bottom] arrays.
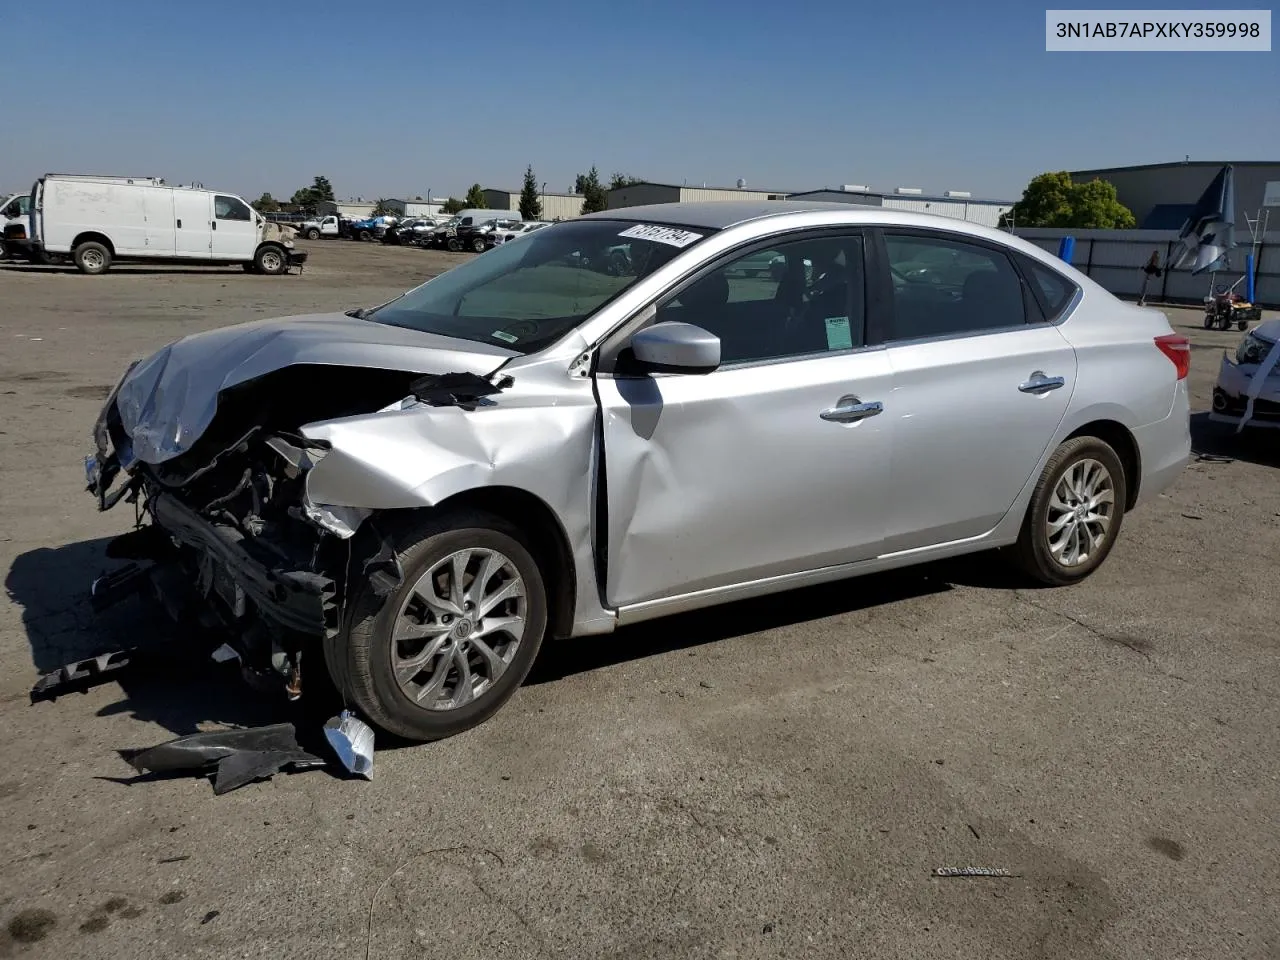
[[1211, 319, 1280, 430], [85, 202, 1191, 741]]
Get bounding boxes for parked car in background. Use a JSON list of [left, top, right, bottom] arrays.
[[20, 174, 307, 275], [83, 201, 1190, 743], [458, 218, 521, 253], [489, 221, 551, 247], [440, 209, 522, 251], [383, 217, 441, 246], [348, 215, 399, 242]]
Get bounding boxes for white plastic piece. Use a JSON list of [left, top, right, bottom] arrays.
[[324, 710, 375, 780]]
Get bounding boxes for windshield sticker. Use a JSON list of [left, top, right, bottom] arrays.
[[824, 316, 853, 351], [491, 330, 520, 344], [617, 224, 704, 248]]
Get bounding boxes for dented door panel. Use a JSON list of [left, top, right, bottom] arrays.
[[596, 350, 894, 609]]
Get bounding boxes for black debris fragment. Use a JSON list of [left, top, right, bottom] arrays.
[[200, 911, 220, 924], [31, 650, 135, 703], [119, 724, 326, 795], [409, 371, 510, 410]]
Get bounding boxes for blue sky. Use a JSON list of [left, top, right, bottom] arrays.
[[3, 0, 1276, 203]]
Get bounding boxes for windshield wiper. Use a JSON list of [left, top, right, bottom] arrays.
[[344, 308, 369, 319]]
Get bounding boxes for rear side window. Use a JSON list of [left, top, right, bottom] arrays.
[[883, 233, 1027, 342], [1019, 255, 1077, 321]]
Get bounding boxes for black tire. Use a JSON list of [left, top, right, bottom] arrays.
[[359, 229, 372, 242], [254, 244, 287, 276], [0, 239, 7, 260], [306, 228, 320, 240], [1011, 436, 1127, 586], [447, 237, 462, 252], [328, 510, 548, 742], [472, 236, 486, 253], [1203, 312, 1214, 329], [1238, 320, 1248, 331], [73, 241, 111, 275]]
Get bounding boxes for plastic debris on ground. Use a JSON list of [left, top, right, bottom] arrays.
[[933, 866, 1017, 878], [119, 723, 327, 795], [323, 709, 375, 780], [30, 650, 135, 702]]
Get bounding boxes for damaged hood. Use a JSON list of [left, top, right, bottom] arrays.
[[115, 312, 518, 464]]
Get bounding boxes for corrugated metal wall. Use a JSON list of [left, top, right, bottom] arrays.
[[607, 184, 683, 208], [1015, 227, 1280, 306], [676, 188, 785, 203], [881, 197, 1012, 228]]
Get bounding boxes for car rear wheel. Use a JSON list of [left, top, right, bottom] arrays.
[[447, 237, 462, 252], [329, 510, 548, 742], [472, 236, 486, 253], [1012, 436, 1126, 586], [74, 241, 111, 275]]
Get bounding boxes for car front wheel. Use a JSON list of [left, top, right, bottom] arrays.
[[330, 511, 548, 741], [1012, 436, 1127, 586]]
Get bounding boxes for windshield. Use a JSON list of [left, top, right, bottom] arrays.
[[367, 218, 715, 354]]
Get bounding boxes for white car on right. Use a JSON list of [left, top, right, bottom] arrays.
[[491, 220, 551, 245], [1212, 319, 1280, 430]]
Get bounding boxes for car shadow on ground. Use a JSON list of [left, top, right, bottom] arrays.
[[1191, 411, 1280, 469], [5, 538, 295, 738]]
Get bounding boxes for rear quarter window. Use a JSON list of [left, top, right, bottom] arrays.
[[1019, 254, 1078, 321]]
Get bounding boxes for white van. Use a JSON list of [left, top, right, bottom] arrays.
[[24, 174, 307, 275]]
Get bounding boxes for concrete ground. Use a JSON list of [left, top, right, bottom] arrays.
[[0, 240, 1277, 960]]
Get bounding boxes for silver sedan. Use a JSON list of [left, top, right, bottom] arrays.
[[85, 201, 1192, 741]]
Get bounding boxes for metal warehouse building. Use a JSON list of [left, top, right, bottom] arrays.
[[1069, 161, 1280, 229], [385, 198, 448, 218], [787, 186, 1014, 228], [608, 182, 791, 209], [481, 188, 585, 221], [315, 200, 376, 219]]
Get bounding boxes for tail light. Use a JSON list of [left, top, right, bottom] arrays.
[[1154, 333, 1191, 380]]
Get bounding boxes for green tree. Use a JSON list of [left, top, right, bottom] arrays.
[[371, 198, 395, 217], [463, 183, 487, 208], [1068, 178, 1137, 228], [519, 165, 543, 220], [310, 176, 335, 202], [441, 197, 465, 214], [1000, 171, 1135, 229], [288, 176, 337, 212], [251, 192, 280, 213], [608, 172, 644, 191], [577, 166, 608, 214]]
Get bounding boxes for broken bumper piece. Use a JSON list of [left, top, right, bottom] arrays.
[[120, 724, 326, 795], [150, 491, 337, 637]]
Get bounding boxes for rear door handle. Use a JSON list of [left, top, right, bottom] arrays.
[[820, 397, 883, 423], [1019, 372, 1065, 394], [176, 219, 182, 228]]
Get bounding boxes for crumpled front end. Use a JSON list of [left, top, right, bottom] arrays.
[[83, 315, 526, 697], [1212, 322, 1280, 431]]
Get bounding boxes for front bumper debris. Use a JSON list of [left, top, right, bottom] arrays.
[[149, 491, 337, 637]]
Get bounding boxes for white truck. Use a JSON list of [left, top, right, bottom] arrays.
[[20, 174, 307, 275], [298, 214, 342, 239]]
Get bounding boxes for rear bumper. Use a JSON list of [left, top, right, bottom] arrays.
[[1133, 380, 1191, 506]]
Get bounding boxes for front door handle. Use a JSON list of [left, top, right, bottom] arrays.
[[820, 397, 883, 423], [1019, 372, 1065, 394], [176, 219, 182, 228]]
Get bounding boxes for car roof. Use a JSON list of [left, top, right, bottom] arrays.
[[578, 200, 1014, 239]]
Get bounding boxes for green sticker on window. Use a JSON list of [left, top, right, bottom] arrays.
[[824, 316, 852, 350]]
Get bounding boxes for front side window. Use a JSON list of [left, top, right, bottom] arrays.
[[653, 233, 866, 365], [214, 195, 252, 222], [368, 219, 714, 355], [884, 233, 1026, 341]]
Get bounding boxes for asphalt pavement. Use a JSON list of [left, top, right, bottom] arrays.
[[1, 240, 1277, 959]]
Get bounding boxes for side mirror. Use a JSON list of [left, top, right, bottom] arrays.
[[630, 321, 720, 375]]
